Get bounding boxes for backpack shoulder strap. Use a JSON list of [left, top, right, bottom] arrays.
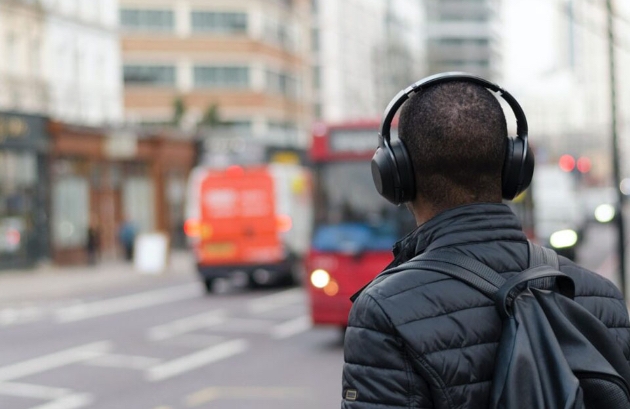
[[368, 241, 573, 305], [528, 240, 559, 269], [379, 250, 507, 299]]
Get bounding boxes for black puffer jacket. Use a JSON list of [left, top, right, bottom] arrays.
[[342, 203, 630, 409]]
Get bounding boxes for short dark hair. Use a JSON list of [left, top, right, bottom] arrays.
[[399, 81, 507, 209]]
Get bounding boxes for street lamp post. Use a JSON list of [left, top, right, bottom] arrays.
[[606, 0, 627, 296]]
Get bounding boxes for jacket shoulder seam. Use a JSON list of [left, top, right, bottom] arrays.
[[423, 340, 499, 357], [399, 304, 495, 327], [344, 361, 407, 373]]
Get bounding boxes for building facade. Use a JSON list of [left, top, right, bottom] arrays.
[[425, 0, 502, 80], [39, 0, 123, 126], [120, 0, 312, 148], [0, 112, 50, 269], [0, 0, 123, 125], [501, 0, 630, 183], [312, 0, 426, 122], [48, 123, 195, 264], [0, 0, 48, 114]]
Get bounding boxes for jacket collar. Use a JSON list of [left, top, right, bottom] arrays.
[[351, 203, 527, 301]]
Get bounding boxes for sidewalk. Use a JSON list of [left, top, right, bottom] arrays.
[[0, 250, 197, 303]]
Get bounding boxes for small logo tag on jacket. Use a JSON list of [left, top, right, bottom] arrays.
[[345, 389, 358, 401]]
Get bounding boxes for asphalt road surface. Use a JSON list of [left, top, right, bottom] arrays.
[[0, 222, 620, 409], [0, 269, 344, 409]]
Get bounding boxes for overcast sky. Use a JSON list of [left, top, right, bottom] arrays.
[[503, 0, 560, 85]]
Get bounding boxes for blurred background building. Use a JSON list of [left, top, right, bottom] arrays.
[[503, 0, 630, 185], [39, 0, 123, 125], [424, 0, 502, 80], [120, 0, 312, 150], [0, 0, 46, 114], [1, 0, 629, 270], [0, 0, 123, 124], [311, 0, 425, 122]]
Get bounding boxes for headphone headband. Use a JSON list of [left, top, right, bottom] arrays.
[[372, 71, 534, 204], [379, 72, 529, 141]]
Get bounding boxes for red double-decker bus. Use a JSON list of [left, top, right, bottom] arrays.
[[305, 121, 416, 328]]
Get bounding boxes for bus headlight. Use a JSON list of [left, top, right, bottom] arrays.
[[550, 229, 578, 249], [594, 204, 616, 223], [310, 269, 330, 289]]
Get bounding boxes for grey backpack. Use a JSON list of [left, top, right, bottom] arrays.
[[391, 242, 630, 409]]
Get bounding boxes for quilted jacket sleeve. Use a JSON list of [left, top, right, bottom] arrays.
[[342, 292, 433, 408]]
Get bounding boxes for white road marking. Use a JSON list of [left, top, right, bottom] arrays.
[[213, 318, 277, 333], [85, 354, 162, 370], [247, 288, 304, 314], [55, 284, 202, 323], [146, 339, 248, 382], [0, 382, 71, 399], [0, 307, 46, 326], [0, 341, 112, 382], [28, 393, 93, 409], [185, 386, 311, 406], [162, 334, 226, 348], [270, 315, 312, 339], [147, 309, 226, 341]]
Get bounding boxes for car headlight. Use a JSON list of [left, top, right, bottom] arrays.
[[594, 204, 615, 223], [550, 229, 578, 249], [310, 269, 330, 289]]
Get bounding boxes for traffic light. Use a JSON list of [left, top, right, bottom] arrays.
[[559, 154, 575, 172], [577, 157, 591, 173], [558, 154, 591, 175]]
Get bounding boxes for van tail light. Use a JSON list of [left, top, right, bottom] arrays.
[[184, 219, 201, 237], [276, 214, 292, 233]]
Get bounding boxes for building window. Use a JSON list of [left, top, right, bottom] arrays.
[[6, 33, 16, 73], [123, 175, 155, 234], [311, 28, 319, 52], [438, 59, 490, 69], [312, 66, 321, 89], [268, 121, 298, 144], [123, 65, 176, 86], [30, 39, 40, 76], [193, 66, 250, 88], [314, 103, 322, 119], [191, 11, 248, 33], [435, 38, 489, 47], [438, 12, 489, 22], [264, 18, 297, 51], [120, 9, 175, 32], [266, 70, 298, 98], [0, 152, 37, 255], [226, 120, 252, 133], [52, 158, 90, 250]]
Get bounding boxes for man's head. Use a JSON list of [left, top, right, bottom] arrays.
[[399, 81, 507, 219]]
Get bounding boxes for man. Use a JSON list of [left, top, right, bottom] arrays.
[[118, 219, 137, 261], [341, 77, 630, 408]]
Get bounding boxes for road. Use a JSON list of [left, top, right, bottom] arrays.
[[0, 222, 620, 409], [0, 258, 344, 409]]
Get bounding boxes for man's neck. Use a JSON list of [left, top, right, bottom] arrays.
[[408, 196, 503, 226]]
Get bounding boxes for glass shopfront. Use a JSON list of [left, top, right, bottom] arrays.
[[0, 112, 49, 269]]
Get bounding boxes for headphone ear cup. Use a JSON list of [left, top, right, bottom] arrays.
[[390, 139, 416, 203], [502, 136, 534, 200], [371, 146, 399, 204], [371, 140, 417, 205]]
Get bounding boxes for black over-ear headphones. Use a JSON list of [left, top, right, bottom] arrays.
[[371, 72, 534, 205]]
